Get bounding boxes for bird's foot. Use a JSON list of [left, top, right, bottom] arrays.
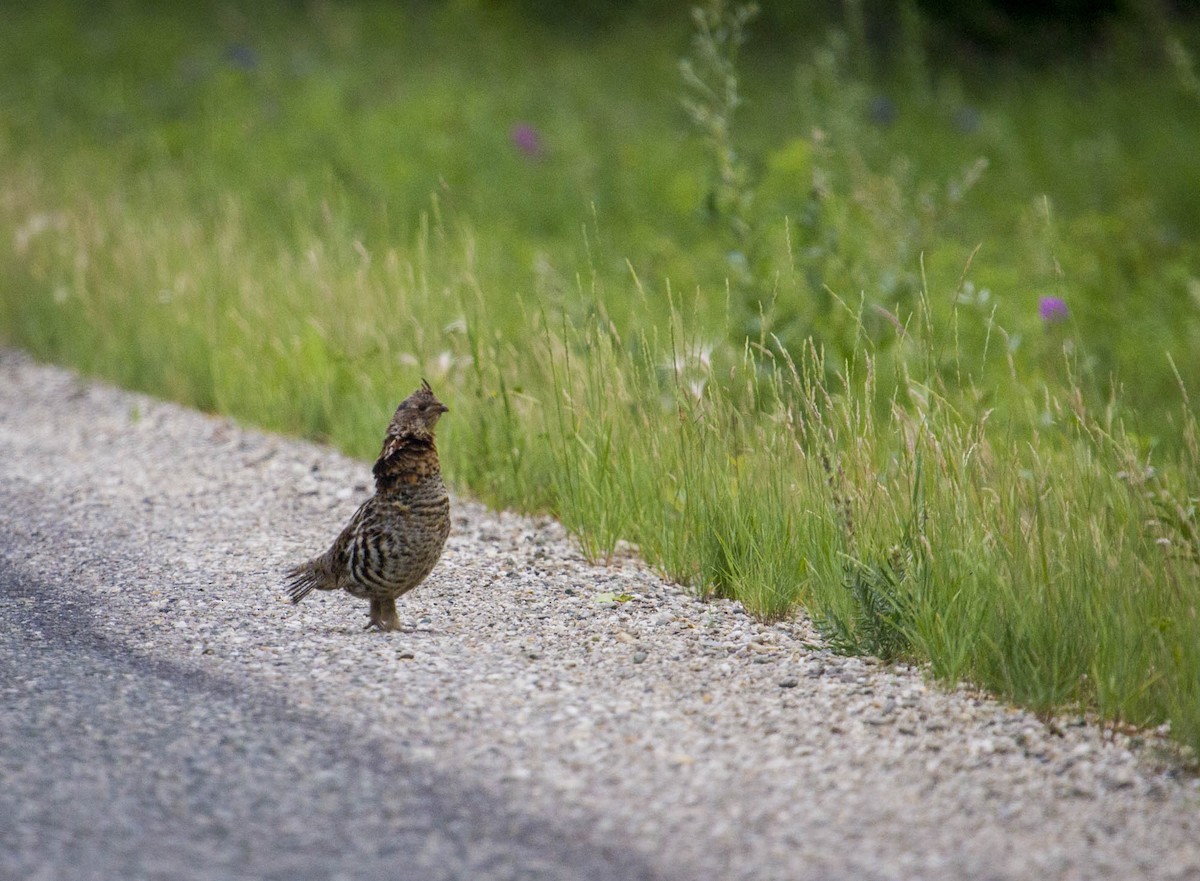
[[363, 617, 417, 633], [365, 598, 421, 632]]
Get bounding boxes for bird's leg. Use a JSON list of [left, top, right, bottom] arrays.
[[365, 598, 383, 631], [365, 597, 406, 632], [376, 597, 403, 631]]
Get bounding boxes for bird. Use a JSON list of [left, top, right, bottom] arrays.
[[285, 380, 451, 631]]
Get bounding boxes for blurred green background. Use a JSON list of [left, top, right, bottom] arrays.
[[6, 0, 1200, 429]]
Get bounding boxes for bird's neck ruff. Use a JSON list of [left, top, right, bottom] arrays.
[[372, 434, 440, 490]]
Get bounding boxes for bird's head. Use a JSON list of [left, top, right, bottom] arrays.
[[388, 379, 449, 438]]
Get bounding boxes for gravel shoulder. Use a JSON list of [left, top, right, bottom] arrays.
[[2, 348, 1198, 881]]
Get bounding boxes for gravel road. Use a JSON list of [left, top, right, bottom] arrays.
[[1, 348, 1198, 881]]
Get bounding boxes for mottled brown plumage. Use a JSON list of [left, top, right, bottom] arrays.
[[286, 381, 451, 631]]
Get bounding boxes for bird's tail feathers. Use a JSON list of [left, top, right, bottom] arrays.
[[284, 559, 330, 604]]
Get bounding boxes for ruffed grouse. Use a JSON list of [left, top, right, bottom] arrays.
[[286, 381, 451, 631]]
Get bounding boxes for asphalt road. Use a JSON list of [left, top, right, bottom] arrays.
[[0, 558, 662, 881]]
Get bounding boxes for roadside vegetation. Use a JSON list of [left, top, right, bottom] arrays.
[[2, 1, 1198, 756]]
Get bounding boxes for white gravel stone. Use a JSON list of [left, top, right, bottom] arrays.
[[1, 347, 1199, 880]]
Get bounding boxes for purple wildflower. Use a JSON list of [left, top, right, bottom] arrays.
[[510, 123, 543, 159], [868, 96, 897, 127], [1039, 296, 1069, 324], [223, 44, 260, 71]]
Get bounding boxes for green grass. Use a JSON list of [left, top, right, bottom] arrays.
[[2, 1, 1199, 757]]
